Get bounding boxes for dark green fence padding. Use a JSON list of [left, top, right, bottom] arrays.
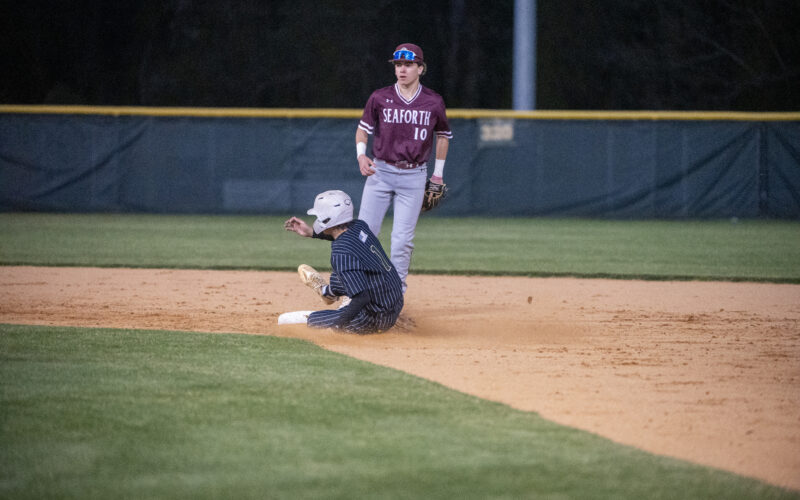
[[1, 108, 798, 218]]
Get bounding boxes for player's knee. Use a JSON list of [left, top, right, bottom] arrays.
[[391, 240, 414, 257]]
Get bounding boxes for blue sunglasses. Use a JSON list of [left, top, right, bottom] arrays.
[[392, 49, 418, 62]]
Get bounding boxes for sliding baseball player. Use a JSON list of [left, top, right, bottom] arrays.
[[280, 190, 404, 333]]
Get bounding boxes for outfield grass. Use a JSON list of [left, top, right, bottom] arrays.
[[1, 212, 798, 281], [2, 323, 797, 500]]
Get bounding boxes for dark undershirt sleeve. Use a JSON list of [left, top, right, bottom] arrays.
[[332, 290, 369, 329]]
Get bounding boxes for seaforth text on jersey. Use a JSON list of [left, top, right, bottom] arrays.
[[382, 108, 432, 126]]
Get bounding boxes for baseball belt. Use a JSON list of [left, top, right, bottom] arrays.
[[380, 159, 423, 169]]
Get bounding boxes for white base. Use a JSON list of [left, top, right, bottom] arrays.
[[278, 310, 313, 325]]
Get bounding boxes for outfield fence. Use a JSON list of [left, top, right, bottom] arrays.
[[1, 105, 798, 217]]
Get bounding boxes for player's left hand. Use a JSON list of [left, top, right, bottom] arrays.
[[283, 217, 313, 237], [420, 179, 447, 213]]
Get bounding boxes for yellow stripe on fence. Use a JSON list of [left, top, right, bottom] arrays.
[[1, 104, 798, 121], [0, 105, 361, 118]]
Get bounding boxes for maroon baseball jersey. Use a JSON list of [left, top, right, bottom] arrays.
[[358, 84, 452, 165]]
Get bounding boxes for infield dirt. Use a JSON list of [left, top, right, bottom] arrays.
[[1, 266, 799, 490]]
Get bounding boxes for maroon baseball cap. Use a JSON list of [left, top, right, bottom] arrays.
[[388, 43, 424, 64]]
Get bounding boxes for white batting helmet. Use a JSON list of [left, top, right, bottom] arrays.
[[307, 190, 354, 234]]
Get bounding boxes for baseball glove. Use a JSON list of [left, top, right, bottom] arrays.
[[420, 179, 447, 213]]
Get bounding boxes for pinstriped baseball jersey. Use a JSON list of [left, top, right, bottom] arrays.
[[327, 219, 404, 315], [307, 219, 403, 333], [358, 84, 452, 165]]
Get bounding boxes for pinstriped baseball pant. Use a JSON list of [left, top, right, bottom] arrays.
[[307, 305, 401, 334], [306, 267, 403, 333]]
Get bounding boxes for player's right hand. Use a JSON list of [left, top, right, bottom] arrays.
[[358, 155, 376, 176], [283, 217, 313, 237]]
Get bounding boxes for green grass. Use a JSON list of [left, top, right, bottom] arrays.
[[412, 216, 800, 281], [2, 213, 799, 497], [2, 323, 797, 500], [1, 213, 799, 281]]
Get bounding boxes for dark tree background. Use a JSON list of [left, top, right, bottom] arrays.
[[2, 0, 798, 110], [538, 0, 800, 110]]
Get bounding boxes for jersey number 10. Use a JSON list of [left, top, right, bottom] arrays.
[[413, 127, 428, 141]]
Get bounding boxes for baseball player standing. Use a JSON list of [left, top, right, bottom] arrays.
[[355, 43, 453, 294], [282, 190, 404, 333]]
